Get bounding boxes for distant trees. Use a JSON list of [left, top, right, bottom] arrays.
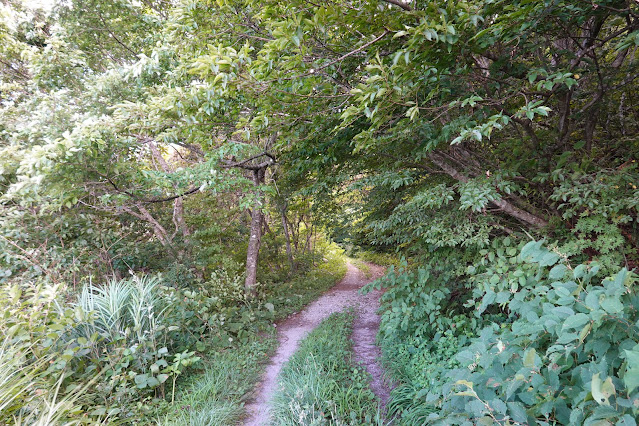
[[1, 0, 638, 289]]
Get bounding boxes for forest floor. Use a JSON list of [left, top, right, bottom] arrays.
[[242, 261, 390, 426]]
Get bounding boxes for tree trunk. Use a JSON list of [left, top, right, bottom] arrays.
[[122, 203, 172, 246], [147, 140, 191, 239], [244, 168, 265, 294], [172, 197, 191, 239], [429, 152, 548, 228], [280, 204, 295, 272]]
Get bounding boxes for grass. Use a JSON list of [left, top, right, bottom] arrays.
[[270, 311, 384, 426], [378, 331, 465, 425], [266, 247, 348, 320], [354, 251, 404, 270], [153, 250, 348, 425], [155, 338, 273, 426], [349, 258, 372, 278]]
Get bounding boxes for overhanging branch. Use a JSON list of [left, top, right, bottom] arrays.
[[381, 0, 412, 11], [429, 152, 548, 228], [221, 151, 276, 170]]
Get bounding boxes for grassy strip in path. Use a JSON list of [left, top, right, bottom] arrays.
[[349, 258, 372, 279], [270, 311, 383, 426]]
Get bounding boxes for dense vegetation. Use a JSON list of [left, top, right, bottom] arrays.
[[1, 0, 638, 424]]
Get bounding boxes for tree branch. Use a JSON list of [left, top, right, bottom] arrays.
[[281, 30, 390, 81], [429, 152, 548, 228], [381, 0, 412, 11], [221, 151, 276, 170]]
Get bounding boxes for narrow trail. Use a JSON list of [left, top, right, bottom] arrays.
[[242, 261, 389, 426]]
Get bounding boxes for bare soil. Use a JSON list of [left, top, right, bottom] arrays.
[[242, 261, 389, 426]]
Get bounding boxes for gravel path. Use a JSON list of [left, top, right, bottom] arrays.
[[242, 261, 389, 425]]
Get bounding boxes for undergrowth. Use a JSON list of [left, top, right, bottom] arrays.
[[152, 248, 348, 425], [155, 338, 274, 425], [368, 239, 639, 425], [270, 311, 383, 426], [354, 251, 404, 270]]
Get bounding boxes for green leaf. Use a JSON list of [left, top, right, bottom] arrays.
[[549, 264, 567, 279], [562, 313, 590, 330], [616, 415, 637, 426], [539, 252, 560, 267], [456, 379, 474, 389], [600, 296, 623, 314], [573, 264, 588, 279], [507, 402, 528, 423], [146, 376, 160, 388], [523, 348, 537, 368], [591, 373, 615, 406], [134, 374, 148, 388], [578, 322, 591, 344], [623, 348, 639, 393]]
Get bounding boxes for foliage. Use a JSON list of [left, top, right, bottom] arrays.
[[353, 251, 404, 270], [383, 331, 463, 424], [373, 240, 639, 425], [2, 0, 639, 424], [270, 311, 382, 426], [73, 275, 202, 415], [433, 242, 638, 425], [0, 283, 101, 424], [0, 253, 346, 423]]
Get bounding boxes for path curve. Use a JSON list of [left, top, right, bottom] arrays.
[[242, 261, 388, 425]]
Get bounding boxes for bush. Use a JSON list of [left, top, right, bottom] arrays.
[[0, 275, 203, 423], [432, 242, 639, 424], [374, 240, 639, 425], [74, 275, 200, 414]]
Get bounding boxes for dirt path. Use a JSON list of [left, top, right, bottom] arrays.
[[351, 263, 390, 410], [242, 261, 389, 426]]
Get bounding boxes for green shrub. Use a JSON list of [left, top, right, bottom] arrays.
[[162, 273, 273, 350], [429, 243, 639, 424], [73, 275, 200, 415], [0, 276, 205, 423], [375, 240, 639, 425]]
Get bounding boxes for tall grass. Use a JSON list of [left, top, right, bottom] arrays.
[[156, 340, 271, 426], [155, 366, 242, 426], [0, 342, 41, 418], [76, 275, 166, 343], [0, 341, 101, 425]]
